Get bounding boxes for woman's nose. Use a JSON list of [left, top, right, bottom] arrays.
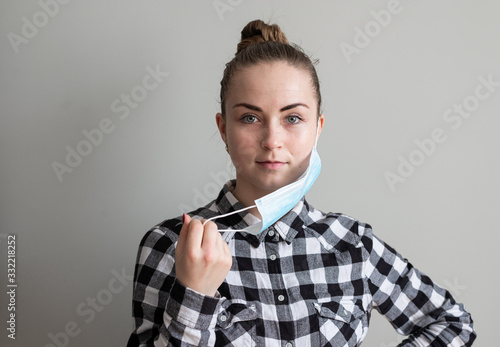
[[260, 124, 283, 150]]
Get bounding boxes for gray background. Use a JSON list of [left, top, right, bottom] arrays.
[[1, 1, 498, 346]]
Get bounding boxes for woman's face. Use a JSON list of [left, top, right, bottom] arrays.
[[216, 61, 324, 197]]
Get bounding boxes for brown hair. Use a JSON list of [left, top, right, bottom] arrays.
[[220, 19, 322, 117]]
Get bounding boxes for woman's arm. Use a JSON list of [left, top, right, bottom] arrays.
[[127, 215, 230, 346], [360, 225, 476, 346]]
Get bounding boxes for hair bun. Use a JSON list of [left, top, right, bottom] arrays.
[[237, 19, 289, 54]]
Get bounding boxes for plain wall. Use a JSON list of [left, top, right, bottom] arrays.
[[1, 1, 498, 345]]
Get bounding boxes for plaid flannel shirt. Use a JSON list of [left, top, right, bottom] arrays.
[[127, 180, 475, 346]]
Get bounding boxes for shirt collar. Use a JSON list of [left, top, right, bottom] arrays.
[[213, 180, 364, 254], [214, 180, 311, 246]]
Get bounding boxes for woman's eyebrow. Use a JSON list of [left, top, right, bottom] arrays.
[[280, 103, 309, 111], [233, 103, 262, 111], [232, 102, 309, 112]]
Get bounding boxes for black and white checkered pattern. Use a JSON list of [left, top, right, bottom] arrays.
[[127, 181, 476, 346]]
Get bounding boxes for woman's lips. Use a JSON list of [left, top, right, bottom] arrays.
[[256, 161, 286, 170]]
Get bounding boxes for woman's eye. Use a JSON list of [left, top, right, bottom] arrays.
[[242, 115, 258, 123], [286, 115, 301, 124]]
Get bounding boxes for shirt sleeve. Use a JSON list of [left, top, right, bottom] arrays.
[[127, 221, 223, 347], [360, 224, 476, 346]]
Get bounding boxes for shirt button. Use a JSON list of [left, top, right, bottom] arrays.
[[268, 229, 275, 237], [270, 254, 277, 261], [285, 342, 293, 347], [277, 294, 285, 302], [220, 314, 227, 322]]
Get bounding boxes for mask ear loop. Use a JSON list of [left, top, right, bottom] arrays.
[[202, 204, 257, 232], [314, 117, 321, 147]]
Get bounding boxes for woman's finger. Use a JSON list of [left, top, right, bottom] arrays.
[[222, 239, 231, 257], [176, 213, 191, 251], [200, 220, 218, 252], [183, 218, 204, 250]]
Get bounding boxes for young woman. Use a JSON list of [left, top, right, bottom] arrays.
[[128, 20, 476, 346]]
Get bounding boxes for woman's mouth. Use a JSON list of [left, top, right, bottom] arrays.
[[256, 161, 286, 170]]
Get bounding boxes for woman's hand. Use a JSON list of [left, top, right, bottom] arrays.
[[175, 214, 233, 297]]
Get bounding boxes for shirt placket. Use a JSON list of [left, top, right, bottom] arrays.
[[264, 226, 296, 345]]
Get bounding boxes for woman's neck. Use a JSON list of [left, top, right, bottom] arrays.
[[231, 181, 271, 220]]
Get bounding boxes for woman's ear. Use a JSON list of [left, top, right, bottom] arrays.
[[317, 114, 325, 137], [215, 113, 227, 144]]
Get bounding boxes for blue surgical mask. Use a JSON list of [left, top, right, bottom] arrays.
[[204, 120, 322, 235]]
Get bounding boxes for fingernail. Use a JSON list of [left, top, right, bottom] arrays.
[[182, 213, 186, 224]]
